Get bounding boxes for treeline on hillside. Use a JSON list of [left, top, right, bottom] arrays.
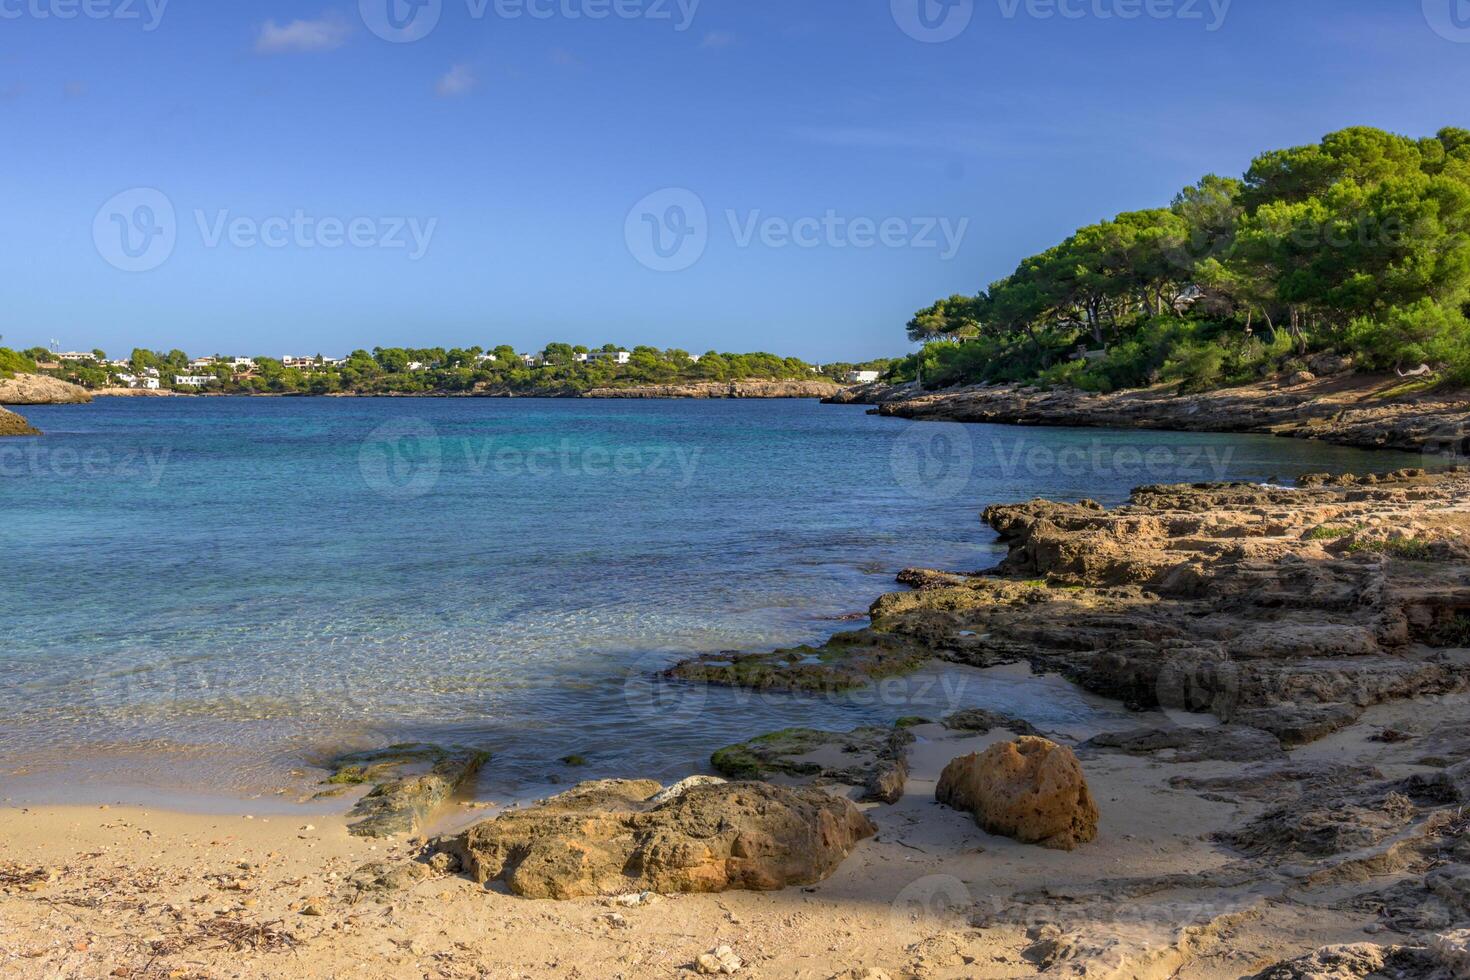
[[21, 345, 888, 395], [0, 347, 37, 379], [893, 126, 1470, 392]]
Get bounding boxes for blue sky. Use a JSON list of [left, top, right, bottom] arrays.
[[2, 0, 1468, 361]]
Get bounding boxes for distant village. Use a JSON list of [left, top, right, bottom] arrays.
[[33, 346, 887, 394]]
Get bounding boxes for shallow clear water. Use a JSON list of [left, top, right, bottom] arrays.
[[0, 398, 1428, 807]]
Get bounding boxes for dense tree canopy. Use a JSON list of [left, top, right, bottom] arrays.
[[893, 127, 1470, 392]]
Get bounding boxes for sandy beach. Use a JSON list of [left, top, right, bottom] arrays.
[[5, 689, 1461, 979]]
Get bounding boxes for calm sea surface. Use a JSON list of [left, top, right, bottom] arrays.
[[0, 398, 1429, 808]]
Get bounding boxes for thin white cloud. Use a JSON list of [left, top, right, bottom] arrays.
[[701, 31, 736, 48], [435, 64, 476, 98], [255, 14, 351, 55]]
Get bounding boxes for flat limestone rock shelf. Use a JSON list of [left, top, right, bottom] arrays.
[[671, 468, 1470, 745], [830, 371, 1470, 454]]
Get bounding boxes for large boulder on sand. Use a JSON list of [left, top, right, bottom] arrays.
[[935, 737, 1099, 850], [445, 778, 876, 900]]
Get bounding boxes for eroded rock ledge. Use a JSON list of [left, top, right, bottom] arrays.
[[828, 372, 1470, 454], [671, 468, 1470, 745]]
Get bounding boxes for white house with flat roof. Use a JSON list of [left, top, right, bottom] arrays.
[[585, 350, 631, 365], [174, 375, 214, 387], [846, 370, 881, 384]]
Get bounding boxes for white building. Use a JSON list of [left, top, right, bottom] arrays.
[[189, 357, 217, 369], [407, 361, 428, 372], [174, 375, 214, 387], [139, 377, 160, 390], [476, 353, 498, 364], [115, 373, 137, 386], [585, 350, 631, 365], [56, 351, 95, 362], [846, 370, 881, 384], [520, 353, 544, 367], [229, 357, 256, 370]]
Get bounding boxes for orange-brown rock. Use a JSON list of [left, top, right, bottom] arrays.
[[446, 778, 875, 900], [936, 737, 1099, 850]]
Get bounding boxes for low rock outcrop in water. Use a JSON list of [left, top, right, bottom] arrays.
[[0, 373, 91, 405], [443, 778, 875, 899], [830, 373, 1470, 454], [0, 407, 39, 436], [936, 737, 1099, 851]]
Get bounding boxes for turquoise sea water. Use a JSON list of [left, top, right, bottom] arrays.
[[0, 398, 1429, 807]]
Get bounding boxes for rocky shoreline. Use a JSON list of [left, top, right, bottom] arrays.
[[830, 370, 1470, 456], [6, 470, 1470, 976]]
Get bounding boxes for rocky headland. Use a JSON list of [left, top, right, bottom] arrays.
[[0, 406, 39, 436], [830, 368, 1470, 455], [0, 372, 92, 405]]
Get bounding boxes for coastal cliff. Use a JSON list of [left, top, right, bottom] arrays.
[[0, 373, 91, 405], [831, 372, 1470, 454], [582, 379, 844, 399], [0, 406, 39, 436]]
